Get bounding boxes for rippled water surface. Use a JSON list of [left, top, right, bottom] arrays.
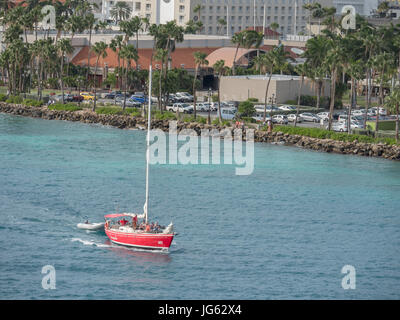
[[0, 114, 399, 299]]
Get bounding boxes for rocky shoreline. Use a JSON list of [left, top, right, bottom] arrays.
[[1, 102, 400, 161]]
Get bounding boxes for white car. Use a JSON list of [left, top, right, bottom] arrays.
[[287, 114, 303, 122], [328, 121, 348, 132], [166, 103, 193, 113], [176, 92, 194, 102], [272, 114, 289, 124], [220, 107, 236, 120], [252, 115, 271, 123], [194, 103, 207, 112], [300, 113, 320, 122], [351, 109, 366, 116], [278, 105, 297, 111], [317, 112, 330, 121]]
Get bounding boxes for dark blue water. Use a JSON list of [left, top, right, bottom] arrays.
[[0, 113, 399, 299]]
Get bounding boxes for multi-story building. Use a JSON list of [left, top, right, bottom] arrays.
[[98, 1, 336, 36], [332, 0, 376, 16]]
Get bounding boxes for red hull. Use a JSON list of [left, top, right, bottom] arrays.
[[105, 227, 174, 250]]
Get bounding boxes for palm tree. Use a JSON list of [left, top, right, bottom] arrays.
[[231, 31, 246, 76], [119, 44, 138, 110], [294, 63, 309, 127], [130, 16, 143, 69], [109, 35, 124, 89], [270, 22, 279, 39], [85, 13, 97, 86], [110, 1, 132, 24], [213, 59, 228, 123], [372, 52, 396, 134], [217, 18, 226, 35], [192, 51, 209, 119], [56, 38, 73, 104], [91, 41, 108, 111], [304, 35, 330, 109], [154, 48, 168, 112], [262, 45, 291, 122], [325, 35, 342, 131], [385, 87, 400, 142]]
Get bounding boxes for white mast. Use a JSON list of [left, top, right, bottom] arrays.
[[294, 0, 297, 36], [253, 0, 256, 30], [144, 66, 152, 223]]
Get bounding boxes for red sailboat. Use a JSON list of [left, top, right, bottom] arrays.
[[104, 66, 175, 251]]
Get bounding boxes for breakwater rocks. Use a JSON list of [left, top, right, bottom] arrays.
[[1, 103, 400, 161]]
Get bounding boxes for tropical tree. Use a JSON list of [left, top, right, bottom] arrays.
[[294, 63, 309, 127], [385, 87, 400, 142], [110, 1, 132, 24], [119, 44, 138, 110], [154, 48, 168, 111], [57, 38, 73, 104], [109, 35, 124, 89], [91, 41, 108, 111], [213, 59, 228, 123], [192, 51, 209, 119]]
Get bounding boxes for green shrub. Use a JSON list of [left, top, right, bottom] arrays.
[[153, 111, 176, 120], [23, 99, 43, 107], [238, 100, 256, 117], [6, 95, 23, 104], [273, 126, 397, 145], [95, 106, 141, 116], [248, 98, 259, 103], [49, 103, 82, 112], [0, 93, 7, 102]]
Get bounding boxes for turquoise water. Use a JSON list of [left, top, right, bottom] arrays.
[[0, 113, 399, 299]]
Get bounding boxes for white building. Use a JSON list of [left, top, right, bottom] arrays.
[[97, 0, 337, 36], [332, 0, 373, 16]]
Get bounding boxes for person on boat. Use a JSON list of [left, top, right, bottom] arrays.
[[132, 215, 138, 230], [154, 222, 160, 233], [145, 223, 151, 232], [120, 218, 128, 226]]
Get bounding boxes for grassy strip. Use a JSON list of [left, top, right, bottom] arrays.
[[273, 126, 398, 145], [48, 103, 83, 112]]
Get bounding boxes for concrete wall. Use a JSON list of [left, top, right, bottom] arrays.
[[220, 76, 330, 104]]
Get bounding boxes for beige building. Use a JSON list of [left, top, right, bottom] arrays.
[[219, 75, 330, 104], [98, 0, 334, 36]]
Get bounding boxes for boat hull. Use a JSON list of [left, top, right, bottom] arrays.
[[105, 228, 174, 250]]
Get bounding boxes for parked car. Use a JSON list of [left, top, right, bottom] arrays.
[[254, 105, 279, 113], [175, 92, 193, 102], [300, 112, 320, 122], [278, 105, 296, 111], [252, 114, 271, 123], [194, 103, 207, 112], [351, 109, 366, 116], [317, 112, 330, 122], [130, 94, 147, 104], [272, 114, 288, 124], [166, 103, 193, 113], [104, 91, 122, 99], [220, 107, 236, 120], [116, 98, 141, 107], [80, 92, 94, 100], [329, 121, 348, 132], [287, 114, 303, 122]]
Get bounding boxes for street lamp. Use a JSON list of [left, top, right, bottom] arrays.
[[208, 87, 212, 124]]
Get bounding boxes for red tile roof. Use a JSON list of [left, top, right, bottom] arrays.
[[71, 47, 216, 70]]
